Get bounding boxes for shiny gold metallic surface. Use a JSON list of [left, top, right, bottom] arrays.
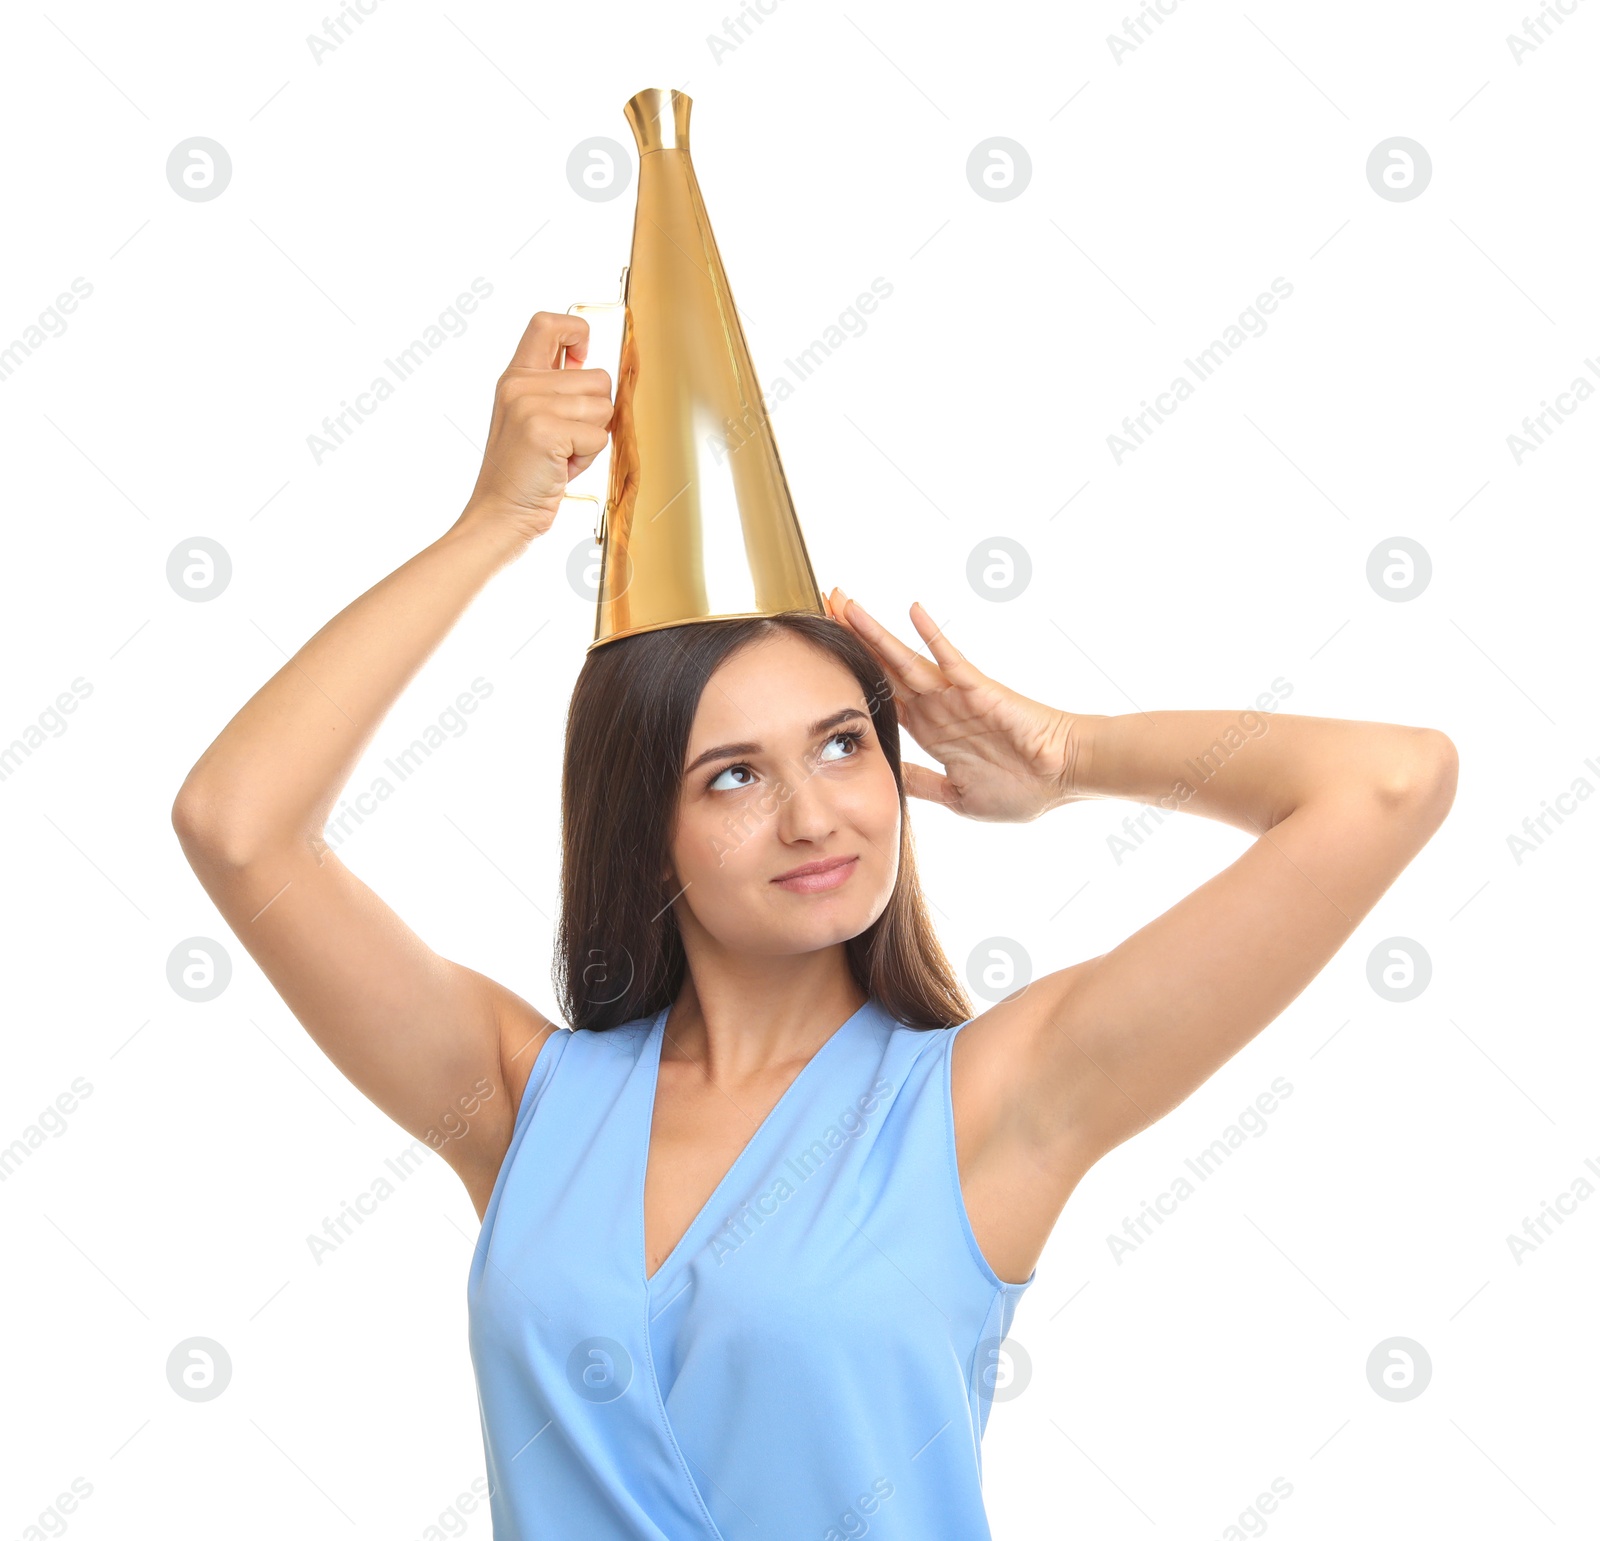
[[585, 87, 826, 650]]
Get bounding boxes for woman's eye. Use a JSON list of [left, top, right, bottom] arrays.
[[707, 764, 755, 792], [705, 733, 860, 792]]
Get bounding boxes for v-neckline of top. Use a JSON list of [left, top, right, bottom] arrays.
[[639, 998, 875, 1288]]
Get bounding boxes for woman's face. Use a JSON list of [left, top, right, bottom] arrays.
[[667, 630, 902, 959]]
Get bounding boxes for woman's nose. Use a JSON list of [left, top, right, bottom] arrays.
[[774, 761, 837, 841]]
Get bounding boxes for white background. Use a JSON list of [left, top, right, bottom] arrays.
[[2, 1, 1597, 1537]]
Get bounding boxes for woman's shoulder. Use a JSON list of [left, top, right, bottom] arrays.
[[871, 996, 967, 1041], [556, 1006, 662, 1060], [505, 1009, 655, 1121], [865, 998, 966, 1077]]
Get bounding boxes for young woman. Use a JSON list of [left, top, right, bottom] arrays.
[[172, 310, 1458, 1540]]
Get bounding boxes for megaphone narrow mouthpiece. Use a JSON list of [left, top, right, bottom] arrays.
[[624, 87, 691, 155]]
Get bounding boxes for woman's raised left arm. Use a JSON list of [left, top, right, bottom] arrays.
[[988, 704, 1456, 1174], [827, 590, 1458, 1281]]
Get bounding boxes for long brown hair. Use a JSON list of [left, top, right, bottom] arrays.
[[554, 611, 971, 1033]]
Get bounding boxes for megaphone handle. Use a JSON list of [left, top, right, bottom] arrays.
[[558, 269, 628, 544]]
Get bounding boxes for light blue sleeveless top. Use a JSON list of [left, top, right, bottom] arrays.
[[467, 996, 1035, 1539]]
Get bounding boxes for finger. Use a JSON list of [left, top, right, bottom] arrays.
[[507, 310, 590, 371], [908, 602, 982, 684], [835, 591, 947, 694], [545, 392, 615, 427], [559, 420, 612, 460], [840, 615, 909, 695], [833, 596, 921, 704], [900, 760, 951, 807], [501, 366, 613, 398], [519, 417, 611, 478], [859, 630, 926, 704]]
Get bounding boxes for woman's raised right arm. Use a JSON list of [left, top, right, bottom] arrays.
[[171, 311, 612, 1216]]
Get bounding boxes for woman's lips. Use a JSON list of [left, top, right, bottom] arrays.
[[771, 856, 859, 894]]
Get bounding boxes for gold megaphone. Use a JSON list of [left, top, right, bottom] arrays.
[[562, 87, 827, 651]]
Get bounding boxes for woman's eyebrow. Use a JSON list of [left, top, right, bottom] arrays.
[[684, 706, 871, 776]]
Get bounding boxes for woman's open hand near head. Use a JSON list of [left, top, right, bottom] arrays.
[[463, 311, 614, 541], [827, 589, 1094, 823]]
